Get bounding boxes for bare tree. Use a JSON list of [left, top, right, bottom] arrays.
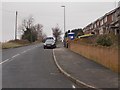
[[19, 16, 46, 42], [20, 16, 34, 32], [52, 24, 62, 42], [35, 24, 43, 41], [19, 16, 37, 42]]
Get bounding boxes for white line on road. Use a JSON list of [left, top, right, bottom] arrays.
[[27, 49, 31, 51], [72, 85, 76, 88], [11, 54, 20, 58], [0, 59, 9, 64], [1, 46, 38, 64], [21, 50, 27, 54], [0, 53, 20, 64]]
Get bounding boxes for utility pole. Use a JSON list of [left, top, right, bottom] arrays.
[[15, 11, 18, 40], [61, 5, 66, 47], [61, 6, 66, 34]]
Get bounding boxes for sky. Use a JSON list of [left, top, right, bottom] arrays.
[[1, 0, 119, 42]]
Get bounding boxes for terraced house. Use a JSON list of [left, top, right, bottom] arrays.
[[83, 6, 120, 35]]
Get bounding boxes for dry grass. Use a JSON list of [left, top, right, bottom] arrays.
[[2, 42, 22, 49], [2, 40, 30, 49]]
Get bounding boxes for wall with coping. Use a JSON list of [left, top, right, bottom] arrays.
[[69, 42, 119, 73]]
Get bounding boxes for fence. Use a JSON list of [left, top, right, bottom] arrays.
[[69, 41, 119, 73]]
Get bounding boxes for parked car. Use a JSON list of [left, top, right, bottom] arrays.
[[43, 39, 56, 49], [46, 37, 54, 40], [42, 37, 54, 43]]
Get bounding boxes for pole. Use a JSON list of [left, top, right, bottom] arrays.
[[61, 6, 66, 47], [30, 29, 33, 43], [15, 11, 18, 40], [64, 6, 66, 34], [61, 6, 66, 34]]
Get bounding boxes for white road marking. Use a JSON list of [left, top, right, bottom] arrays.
[[21, 50, 27, 54], [11, 54, 20, 58], [72, 84, 76, 88], [1, 46, 39, 64], [0, 59, 9, 64], [27, 49, 31, 51]]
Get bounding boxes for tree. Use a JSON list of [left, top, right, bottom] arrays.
[[19, 16, 46, 42], [20, 16, 34, 32], [34, 24, 43, 41], [64, 30, 70, 38], [52, 24, 62, 42], [71, 28, 84, 38], [20, 16, 38, 42], [21, 27, 37, 42]]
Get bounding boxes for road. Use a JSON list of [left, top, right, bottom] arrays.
[[2, 43, 78, 88]]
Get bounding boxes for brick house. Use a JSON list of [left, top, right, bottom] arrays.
[[83, 7, 120, 35], [110, 7, 120, 35], [93, 19, 100, 35], [83, 24, 92, 34]]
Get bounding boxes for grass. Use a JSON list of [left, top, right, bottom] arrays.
[[2, 40, 30, 49], [2, 42, 23, 49], [2, 39, 42, 49]]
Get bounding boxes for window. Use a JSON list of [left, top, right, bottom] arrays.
[[112, 14, 114, 21], [94, 24, 96, 28], [100, 20, 103, 26], [97, 21, 99, 26], [104, 16, 107, 23]]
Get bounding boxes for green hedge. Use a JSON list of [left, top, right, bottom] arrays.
[[96, 35, 113, 46]]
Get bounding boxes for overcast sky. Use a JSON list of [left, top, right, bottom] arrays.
[[1, 1, 118, 42]]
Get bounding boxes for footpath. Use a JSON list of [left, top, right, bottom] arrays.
[[53, 43, 119, 89]]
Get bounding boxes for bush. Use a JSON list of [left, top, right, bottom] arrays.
[[96, 35, 112, 46]]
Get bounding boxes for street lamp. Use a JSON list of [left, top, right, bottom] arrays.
[[61, 5, 66, 34], [61, 5, 66, 47]]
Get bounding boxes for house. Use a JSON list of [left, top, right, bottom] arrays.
[[109, 6, 120, 35], [83, 23, 92, 34], [93, 19, 100, 35], [83, 7, 120, 35]]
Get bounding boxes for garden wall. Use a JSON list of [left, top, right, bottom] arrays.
[[69, 42, 119, 73]]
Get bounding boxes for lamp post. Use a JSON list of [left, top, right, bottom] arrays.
[[61, 5, 66, 47], [15, 11, 18, 40], [61, 5, 66, 34]]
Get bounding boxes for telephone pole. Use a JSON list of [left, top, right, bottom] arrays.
[[61, 6, 66, 34], [15, 11, 18, 40]]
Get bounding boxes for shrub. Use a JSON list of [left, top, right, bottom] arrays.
[[96, 35, 112, 46]]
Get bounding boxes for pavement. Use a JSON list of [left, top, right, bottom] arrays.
[[53, 43, 119, 89]]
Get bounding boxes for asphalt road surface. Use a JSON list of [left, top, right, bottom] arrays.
[[2, 43, 78, 88]]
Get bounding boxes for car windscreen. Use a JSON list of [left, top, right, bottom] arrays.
[[45, 40, 54, 43]]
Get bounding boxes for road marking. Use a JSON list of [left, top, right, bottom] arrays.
[[0, 53, 20, 64], [27, 49, 31, 51], [1, 46, 38, 64], [72, 85, 76, 88], [11, 54, 20, 58], [53, 49, 97, 89], [0, 59, 9, 64], [21, 50, 27, 54]]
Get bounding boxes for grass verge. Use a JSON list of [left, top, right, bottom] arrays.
[[2, 40, 30, 49]]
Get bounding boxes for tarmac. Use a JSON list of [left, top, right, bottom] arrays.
[[53, 43, 119, 89]]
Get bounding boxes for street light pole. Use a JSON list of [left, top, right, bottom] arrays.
[[15, 11, 18, 40], [61, 5, 66, 34], [61, 5, 66, 47]]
